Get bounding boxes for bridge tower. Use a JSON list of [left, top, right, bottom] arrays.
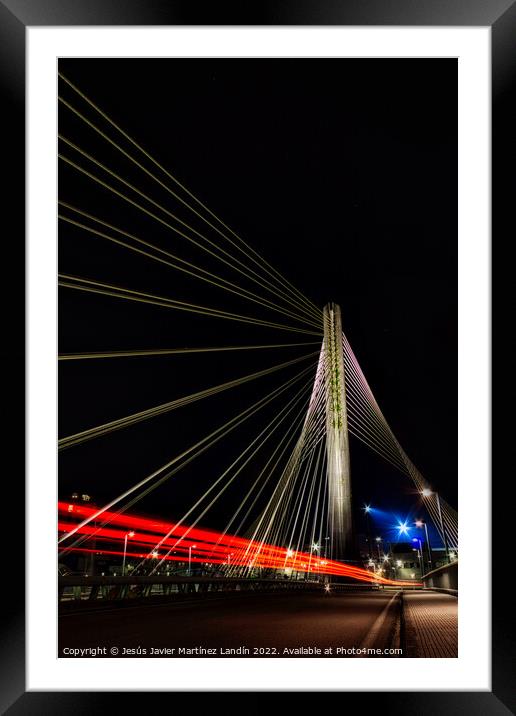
[[323, 303, 352, 559]]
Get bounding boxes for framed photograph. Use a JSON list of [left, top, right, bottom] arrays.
[[1, 0, 505, 710]]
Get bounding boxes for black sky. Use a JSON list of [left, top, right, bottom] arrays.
[[58, 58, 457, 534]]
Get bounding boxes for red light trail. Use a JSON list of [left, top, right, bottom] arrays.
[[58, 502, 419, 586]]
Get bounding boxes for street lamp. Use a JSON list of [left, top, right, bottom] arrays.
[[364, 504, 373, 560], [415, 519, 433, 571], [188, 544, 197, 576], [421, 488, 450, 563], [375, 536, 382, 561], [412, 538, 423, 577], [307, 542, 319, 576], [122, 530, 135, 577], [285, 547, 295, 579]]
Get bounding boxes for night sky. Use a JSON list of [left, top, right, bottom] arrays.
[[58, 58, 457, 546]]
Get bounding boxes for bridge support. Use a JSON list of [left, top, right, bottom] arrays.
[[323, 303, 352, 559]]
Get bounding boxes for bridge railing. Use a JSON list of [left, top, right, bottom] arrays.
[[58, 575, 381, 604], [422, 560, 458, 595]]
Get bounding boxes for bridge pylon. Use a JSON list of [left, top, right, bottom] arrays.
[[323, 303, 352, 560]]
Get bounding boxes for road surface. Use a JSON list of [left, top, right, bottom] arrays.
[[59, 590, 402, 658]]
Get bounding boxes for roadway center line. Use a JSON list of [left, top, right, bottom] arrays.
[[357, 591, 400, 655]]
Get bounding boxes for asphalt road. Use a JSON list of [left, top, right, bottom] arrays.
[[59, 590, 402, 658]]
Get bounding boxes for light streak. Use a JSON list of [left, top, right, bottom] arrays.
[[58, 503, 419, 586]]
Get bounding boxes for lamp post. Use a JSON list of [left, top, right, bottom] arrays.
[[412, 538, 423, 578], [421, 488, 450, 563], [375, 536, 382, 561], [364, 505, 373, 560], [285, 548, 294, 579], [150, 549, 159, 576], [415, 519, 433, 571], [307, 543, 319, 579], [188, 544, 197, 576], [380, 552, 389, 579], [122, 530, 135, 577]]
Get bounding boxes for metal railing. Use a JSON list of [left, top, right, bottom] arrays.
[[58, 575, 380, 604]]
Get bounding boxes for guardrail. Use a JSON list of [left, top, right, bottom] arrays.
[[58, 575, 380, 604], [422, 560, 458, 594]]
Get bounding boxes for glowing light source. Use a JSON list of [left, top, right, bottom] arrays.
[[398, 522, 409, 535], [421, 488, 432, 498]]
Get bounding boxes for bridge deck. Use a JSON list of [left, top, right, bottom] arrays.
[[59, 590, 401, 658]]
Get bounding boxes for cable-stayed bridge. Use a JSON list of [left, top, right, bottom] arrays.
[[57, 71, 458, 655]]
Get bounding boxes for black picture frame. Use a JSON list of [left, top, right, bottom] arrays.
[[1, 0, 505, 711]]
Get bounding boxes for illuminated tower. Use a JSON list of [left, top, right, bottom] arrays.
[[323, 303, 352, 559]]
